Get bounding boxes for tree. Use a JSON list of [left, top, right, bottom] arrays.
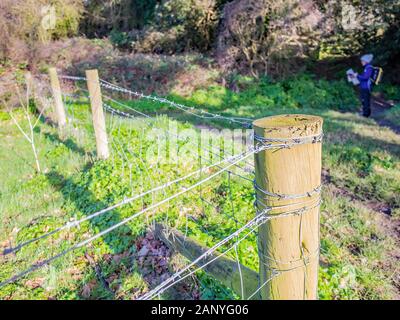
[[216, 0, 326, 77]]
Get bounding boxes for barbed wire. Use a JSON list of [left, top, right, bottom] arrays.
[[254, 181, 322, 200], [64, 84, 255, 173], [58, 75, 253, 127], [254, 132, 324, 149], [99, 78, 253, 127]]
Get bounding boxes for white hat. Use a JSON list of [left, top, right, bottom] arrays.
[[361, 54, 373, 64]]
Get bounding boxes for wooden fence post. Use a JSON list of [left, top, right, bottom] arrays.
[[48, 67, 67, 128], [85, 69, 110, 160], [253, 114, 323, 300]]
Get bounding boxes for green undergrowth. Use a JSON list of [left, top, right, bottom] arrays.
[[177, 75, 359, 112]]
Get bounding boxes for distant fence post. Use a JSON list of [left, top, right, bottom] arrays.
[[253, 114, 323, 300], [48, 67, 67, 128], [85, 69, 110, 160]]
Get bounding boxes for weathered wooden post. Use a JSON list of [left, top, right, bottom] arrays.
[[253, 114, 323, 300], [85, 69, 110, 160], [48, 67, 67, 128]]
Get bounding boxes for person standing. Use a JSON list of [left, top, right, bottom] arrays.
[[350, 54, 374, 117]]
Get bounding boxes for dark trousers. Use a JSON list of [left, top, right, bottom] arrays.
[[360, 88, 371, 117]]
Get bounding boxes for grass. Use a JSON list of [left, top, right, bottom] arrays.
[[0, 77, 399, 300]]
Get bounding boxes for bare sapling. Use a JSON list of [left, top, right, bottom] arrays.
[[5, 81, 49, 173]]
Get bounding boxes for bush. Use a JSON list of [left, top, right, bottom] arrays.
[[131, 0, 218, 53], [282, 75, 358, 110], [109, 30, 130, 48], [131, 27, 187, 54], [216, 0, 326, 78], [285, 76, 333, 109]]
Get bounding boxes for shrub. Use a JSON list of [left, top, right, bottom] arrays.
[[109, 30, 130, 48], [282, 75, 358, 111], [131, 0, 218, 53], [216, 0, 326, 78], [131, 27, 187, 54]]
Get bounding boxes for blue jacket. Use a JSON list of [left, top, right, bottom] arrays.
[[357, 64, 373, 91]]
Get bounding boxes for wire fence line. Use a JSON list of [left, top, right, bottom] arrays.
[[61, 85, 238, 183], [2, 143, 254, 257], [60, 76, 324, 170], [99, 78, 253, 127], [100, 95, 323, 174], [139, 198, 321, 300], [61, 83, 256, 173], [1, 72, 323, 300], [85, 77, 323, 300], [101, 99, 256, 173], [58, 75, 253, 127]]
